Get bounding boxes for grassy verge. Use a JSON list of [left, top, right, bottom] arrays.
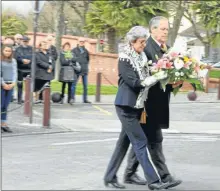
[[209, 69, 220, 78], [50, 81, 118, 95]]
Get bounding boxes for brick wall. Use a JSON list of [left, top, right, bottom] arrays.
[[88, 52, 118, 86]]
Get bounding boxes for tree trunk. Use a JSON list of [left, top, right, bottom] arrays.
[[204, 42, 210, 58], [54, 1, 64, 80], [167, 1, 185, 47], [107, 28, 118, 53]]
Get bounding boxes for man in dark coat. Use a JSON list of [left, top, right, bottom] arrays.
[[71, 38, 91, 103], [14, 36, 33, 104], [123, 16, 183, 186], [103, 16, 182, 189]]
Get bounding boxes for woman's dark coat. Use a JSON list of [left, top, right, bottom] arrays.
[[35, 50, 54, 81]]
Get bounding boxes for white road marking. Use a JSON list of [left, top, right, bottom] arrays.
[[164, 135, 219, 142], [51, 138, 118, 146]]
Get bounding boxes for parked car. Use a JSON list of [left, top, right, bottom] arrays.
[[200, 58, 217, 65], [212, 62, 220, 68]]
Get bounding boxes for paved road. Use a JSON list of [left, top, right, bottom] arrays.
[[32, 101, 220, 121], [2, 132, 220, 190], [29, 102, 220, 134]]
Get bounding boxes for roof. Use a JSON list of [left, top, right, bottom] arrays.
[[179, 22, 206, 37], [186, 38, 203, 46]]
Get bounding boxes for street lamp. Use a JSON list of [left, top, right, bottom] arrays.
[[29, 0, 45, 123]]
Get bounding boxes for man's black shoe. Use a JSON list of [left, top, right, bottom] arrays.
[[162, 175, 182, 189], [83, 100, 91, 103], [124, 173, 147, 185], [17, 100, 24, 104], [2, 126, 13, 133], [104, 180, 125, 189]]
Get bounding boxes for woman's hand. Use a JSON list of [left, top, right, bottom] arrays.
[[8, 83, 16, 90], [2, 84, 11, 90]]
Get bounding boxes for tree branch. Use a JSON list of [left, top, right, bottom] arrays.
[[183, 10, 207, 44], [68, 2, 84, 20]]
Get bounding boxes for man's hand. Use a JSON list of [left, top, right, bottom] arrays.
[[47, 68, 52, 73], [47, 66, 52, 73], [169, 80, 183, 88], [22, 59, 30, 64]]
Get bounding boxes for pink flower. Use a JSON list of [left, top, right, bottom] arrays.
[[155, 59, 164, 69], [170, 52, 179, 58], [166, 62, 173, 69], [184, 63, 189, 69], [194, 65, 200, 73]]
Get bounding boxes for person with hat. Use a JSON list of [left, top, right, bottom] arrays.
[[14, 36, 33, 104], [71, 38, 91, 103]]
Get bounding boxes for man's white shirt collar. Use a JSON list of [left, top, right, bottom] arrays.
[[151, 36, 161, 47]]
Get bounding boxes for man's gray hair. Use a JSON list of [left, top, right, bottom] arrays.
[[126, 26, 149, 43], [149, 16, 168, 33]]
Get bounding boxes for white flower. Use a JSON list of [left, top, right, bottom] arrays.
[[198, 69, 208, 78], [175, 72, 180, 77], [174, 58, 184, 70], [180, 72, 184, 76]]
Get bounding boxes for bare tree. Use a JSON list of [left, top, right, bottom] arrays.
[[54, 1, 65, 80], [184, 4, 211, 57], [163, 1, 185, 47], [67, 0, 92, 36]]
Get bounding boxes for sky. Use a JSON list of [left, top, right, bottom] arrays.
[[2, 1, 34, 15]]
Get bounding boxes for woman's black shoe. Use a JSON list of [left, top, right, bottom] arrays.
[[148, 181, 171, 190], [104, 180, 126, 189], [2, 126, 13, 133]]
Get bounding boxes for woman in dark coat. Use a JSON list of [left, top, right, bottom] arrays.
[[34, 41, 54, 102], [59, 42, 80, 104], [104, 26, 172, 190]]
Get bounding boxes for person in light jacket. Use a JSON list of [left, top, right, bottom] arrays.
[[1, 45, 17, 133]]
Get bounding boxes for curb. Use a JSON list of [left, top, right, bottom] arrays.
[[2, 128, 220, 137]]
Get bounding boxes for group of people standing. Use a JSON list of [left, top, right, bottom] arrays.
[[104, 16, 183, 190], [59, 38, 90, 104], [1, 34, 91, 133]]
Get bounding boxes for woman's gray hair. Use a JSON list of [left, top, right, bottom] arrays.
[[149, 16, 168, 33], [126, 26, 149, 43]]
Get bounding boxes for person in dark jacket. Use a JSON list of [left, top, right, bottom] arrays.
[[34, 41, 54, 102], [59, 42, 80, 104], [104, 26, 172, 190], [123, 16, 183, 188], [14, 36, 32, 104], [71, 38, 91, 103], [45, 35, 58, 64], [37, 35, 58, 102], [104, 16, 182, 189]]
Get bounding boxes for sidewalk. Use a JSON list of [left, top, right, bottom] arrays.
[[2, 92, 220, 137], [2, 104, 70, 137], [74, 92, 220, 104]]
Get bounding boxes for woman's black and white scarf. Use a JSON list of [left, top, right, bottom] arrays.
[[119, 45, 150, 108]]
